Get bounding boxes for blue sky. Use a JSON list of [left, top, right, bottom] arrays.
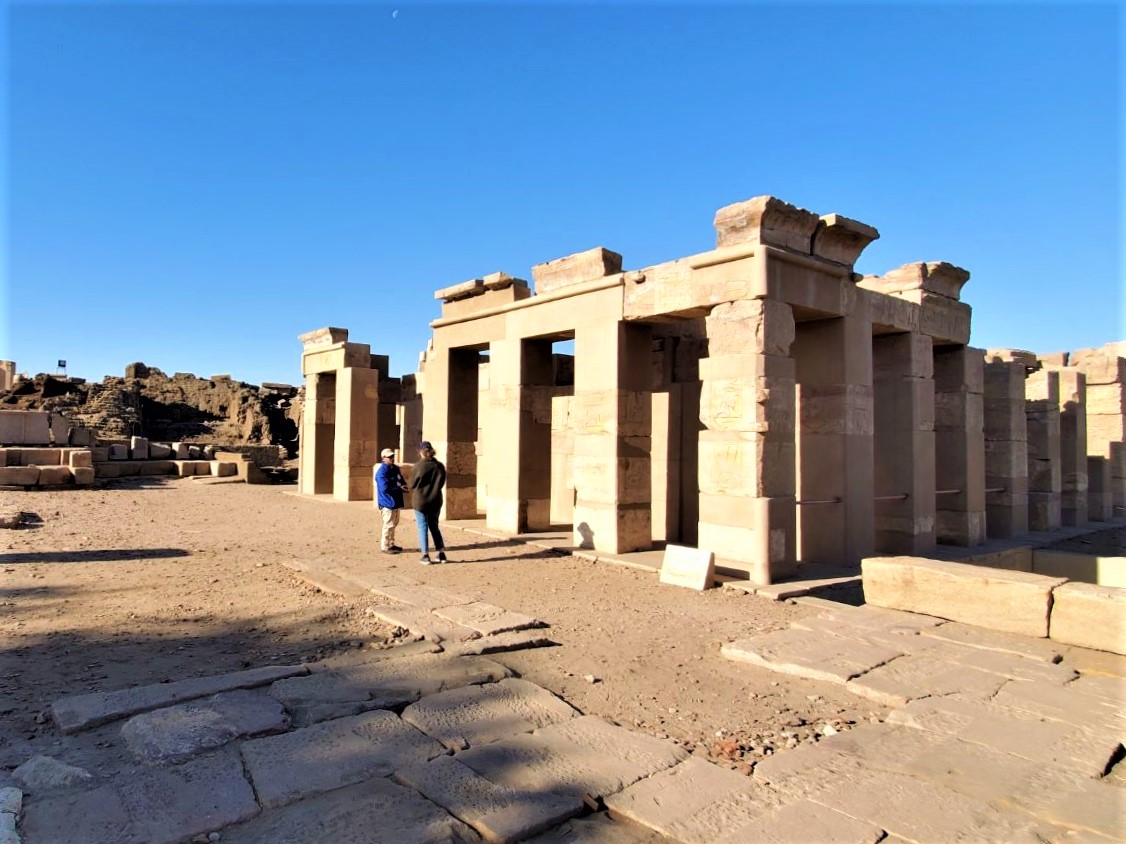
[[3, 0, 1122, 385]]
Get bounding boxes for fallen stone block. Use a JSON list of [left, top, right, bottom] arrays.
[[148, 442, 172, 459], [19, 447, 61, 465], [659, 544, 716, 591], [212, 776, 476, 844], [0, 786, 21, 814], [240, 709, 447, 808], [94, 462, 121, 479], [1050, 582, 1126, 655], [393, 753, 584, 844], [121, 689, 289, 764], [432, 601, 543, 636], [458, 715, 689, 803], [0, 466, 39, 486], [139, 459, 176, 476], [211, 460, 239, 478], [130, 436, 149, 460], [69, 426, 94, 447], [66, 449, 92, 468], [187, 445, 201, 459], [305, 639, 441, 672], [721, 628, 903, 684], [401, 678, 577, 752], [0, 510, 20, 529], [51, 663, 308, 734], [171, 442, 189, 459], [108, 443, 128, 460], [19, 749, 258, 844], [72, 467, 94, 485], [0, 410, 49, 445], [862, 555, 1067, 637], [37, 465, 73, 485]]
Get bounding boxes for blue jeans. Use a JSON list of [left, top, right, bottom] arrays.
[[414, 509, 445, 556]]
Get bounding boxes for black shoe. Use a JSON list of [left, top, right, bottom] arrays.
[[437, 551, 448, 563], [390, 545, 403, 552], [382, 547, 401, 555]]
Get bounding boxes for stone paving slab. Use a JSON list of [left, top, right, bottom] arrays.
[[121, 689, 288, 764], [0, 788, 20, 815], [790, 605, 946, 636], [940, 646, 1079, 685], [305, 639, 442, 673], [393, 753, 584, 844], [324, 563, 418, 591], [401, 678, 577, 751], [446, 629, 558, 657], [845, 654, 1007, 706], [51, 664, 308, 734], [706, 799, 885, 844], [367, 603, 482, 643], [0, 813, 17, 844], [11, 756, 92, 792], [604, 756, 762, 838], [268, 672, 377, 727], [920, 621, 1064, 663], [1002, 767, 1126, 840], [721, 628, 903, 684], [20, 750, 258, 844], [220, 776, 480, 844], [434, 602, 544, 636], [458, 715, 689, 803], [240, 709, 448, 808], [804, 767, 1059, 844], [525, 813, 667, 843], [992, 680, 1126, 737], [371, 583, 476, 610], [279, 561, 370, 597], [886, 696, 1123, 777]]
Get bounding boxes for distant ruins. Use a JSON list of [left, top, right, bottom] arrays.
[[296, 195, 1125, 584]]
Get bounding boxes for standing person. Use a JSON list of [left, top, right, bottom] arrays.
[[374, 448, 407, 554], [411, 440, 448, 565]]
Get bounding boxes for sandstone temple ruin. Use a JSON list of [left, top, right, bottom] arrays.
[[297, 195, 1125, 585]]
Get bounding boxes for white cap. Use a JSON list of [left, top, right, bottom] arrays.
[[380, 448, 395, 458]]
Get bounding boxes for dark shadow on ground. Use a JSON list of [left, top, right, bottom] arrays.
[[0, 548, 191, 564]]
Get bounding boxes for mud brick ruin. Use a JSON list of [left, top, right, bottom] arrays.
[[296, 194, 1126, 591]]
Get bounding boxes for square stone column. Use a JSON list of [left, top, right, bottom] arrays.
[[793, 314, 874, 565], [872, 333, 936, 555], [483, 339, 553, 533], [983, 361, 1028, 537], [572, 322, 652, 554], [443, 348, 481, 520], [1026, 369, 1062, 531], [332, 367, 380, 501], [1056, 369, 1088, 525], [933, 346, 986, 545], [299, 372, 336, 495], [1088, 455, 1112, 521], [696, 301, 796, 581], [1071, 346, 1126, 516]]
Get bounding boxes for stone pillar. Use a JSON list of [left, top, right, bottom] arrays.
[[871, 333, 936, 555], [572, 322, 652, 554], [983, 361, 1028, 537], [1088, 456, 1112, 521], [0, 361, 15, 392], [442, 348, 481, 520], [1026, 369, 1062, 531], [933, 346, 986, 545], [1071, 345, 1126, 517], [698, 300, 796, 582], [299, 372, 335, 495], [333, 367, 380, 501], [1055, 369, 1088, 526], [484, 339, 553, 532], [794, 314, 874, 565]]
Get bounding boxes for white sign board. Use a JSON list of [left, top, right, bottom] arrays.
[[659, 544, 716, 591]]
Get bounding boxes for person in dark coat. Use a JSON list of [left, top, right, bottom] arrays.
[[410, 440, 448, 564]]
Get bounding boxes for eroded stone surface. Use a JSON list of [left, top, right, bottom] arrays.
[[240, 709, 447, 808], [393, 754, 583, 843], [370, 583, 475, 611], [432, 602, 543, 637], [458, 715, 688, 802], [51, 664, 307, 734], [220, 776, 478, 844], [20, 750, 258, 844], [366, 604, 480, 643], [121, 689, 288, 764], [920, 622, 1064, 663], [845, 654, 1006, 706], [525, 814, 665, 843], [11, 756, 92, 792], [0, 787, 21, 815], [446, 629, 557, 657], [722, 628, 902, 684], [402, 678, 577, 751]]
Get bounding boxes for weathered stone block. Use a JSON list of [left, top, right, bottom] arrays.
[[72, 467, 95, 485], [67, 449, 93, 468], [0, 410, 50, 445], [532, 247, 622, 296], [714, 195, 820, 252], [659, 544, 716, 591], [130, 436, 149, 460], [1050, 582, 1126, 655], [862, 556, 1067, 637]]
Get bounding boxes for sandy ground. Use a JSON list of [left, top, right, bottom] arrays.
[[3, 477, 1123, 781]]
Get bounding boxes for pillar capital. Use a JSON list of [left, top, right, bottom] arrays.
[[812, 213, 880, 266]]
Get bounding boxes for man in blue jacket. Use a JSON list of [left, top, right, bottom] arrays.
[[374, 448, 407, 554]]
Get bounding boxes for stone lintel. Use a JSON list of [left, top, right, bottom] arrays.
[[298, 326, 349, 348], [985, 348, 1041, 371], [858, 262, 970, 301], [714, 195, 820, 252], [435, 279, 485, 302], [811, 213, 880, 266], [532, 247, 623, 296]]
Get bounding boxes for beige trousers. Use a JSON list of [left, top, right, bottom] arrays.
[[380, 507, 400, 550]]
